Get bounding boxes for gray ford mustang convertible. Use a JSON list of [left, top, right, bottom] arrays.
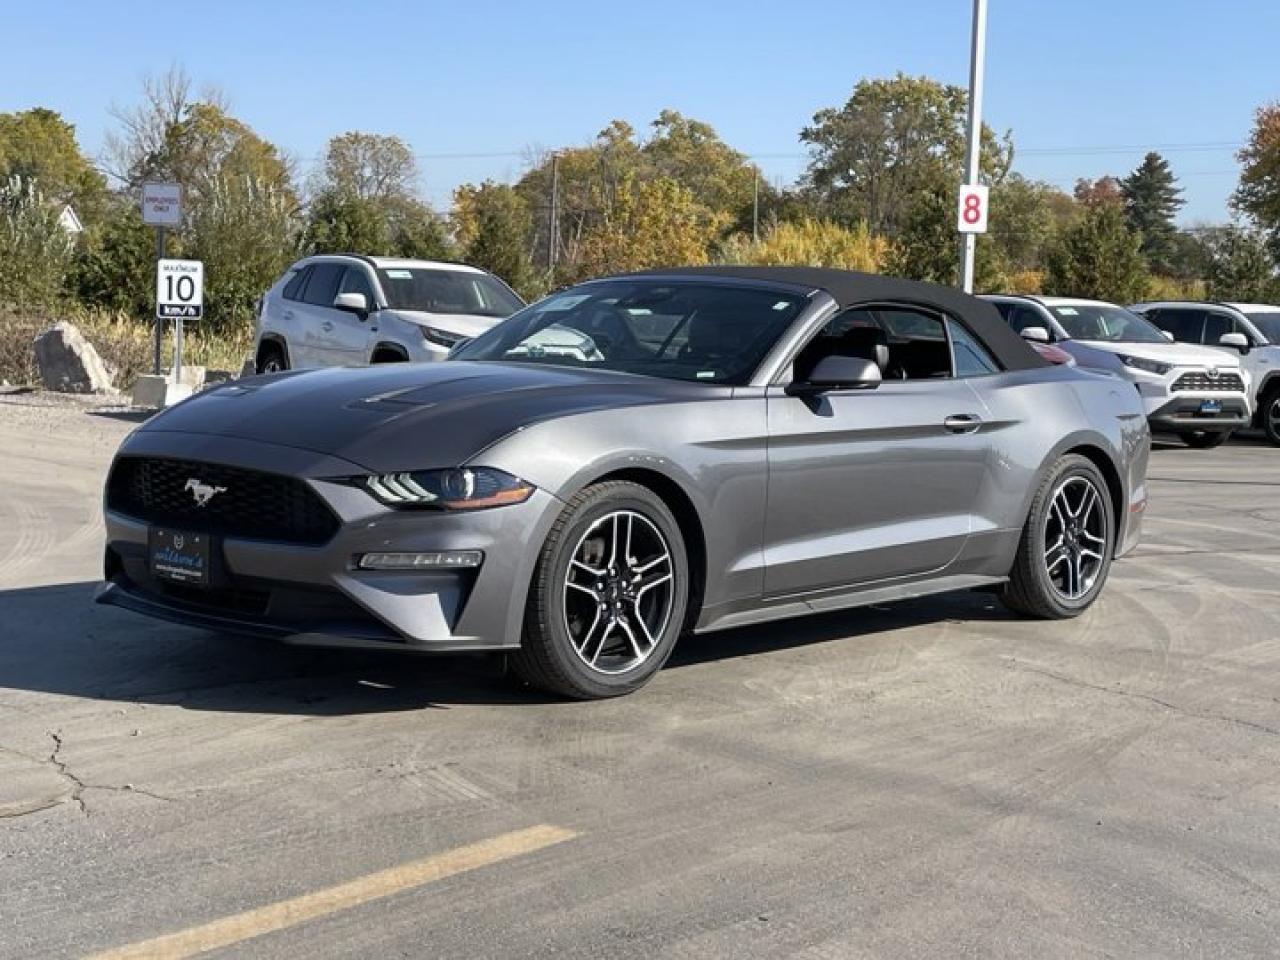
[[99, 267, 1150, 699]]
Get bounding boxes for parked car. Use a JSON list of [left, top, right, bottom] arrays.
[[983, 295, 1251, 449], [1129, 301, 1280, 445], [100, 268, 1149, 699], [253, 255, 524, 372]]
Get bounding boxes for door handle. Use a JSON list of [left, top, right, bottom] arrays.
[[321, 321, 334, 332], [944, 414, 983, 434], [283, 310, 295, 320]]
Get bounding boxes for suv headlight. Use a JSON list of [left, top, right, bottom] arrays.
[[1118, 355, 1171, 375], [357, 467, 534, 510], [420, 326, 465, 349]]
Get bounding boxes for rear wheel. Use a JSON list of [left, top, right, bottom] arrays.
[[1180, 430, 1230, 449], [255, 341, 288, 374], [1261, 387, 1280, 446], [1001, 454, 1115, 619], [511, 481, 689, 699]]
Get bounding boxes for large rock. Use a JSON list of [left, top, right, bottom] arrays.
[[32, 322, 118, 395]]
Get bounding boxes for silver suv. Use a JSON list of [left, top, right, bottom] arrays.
[[984, 295, 1251, 448], [254, 255, 524, 372], [1130, 301, 1280, 445]]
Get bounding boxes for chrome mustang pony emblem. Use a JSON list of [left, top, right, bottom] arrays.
[[185, 478, 227, 507]]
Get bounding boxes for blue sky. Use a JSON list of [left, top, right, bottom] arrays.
[[4, 0, 1276, 224]]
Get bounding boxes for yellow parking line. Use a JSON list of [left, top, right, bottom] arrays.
[[86, 824, 578, 960]]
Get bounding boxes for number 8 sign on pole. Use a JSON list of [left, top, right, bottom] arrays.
[[957, 184, 989, 234]]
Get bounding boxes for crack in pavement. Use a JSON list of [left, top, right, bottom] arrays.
[[1010, 663, 1280, 739], [0, 732, 176, 820]]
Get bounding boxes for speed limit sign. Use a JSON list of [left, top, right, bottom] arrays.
[[957, 184, 989, 234], [156, 259, 204, 320]]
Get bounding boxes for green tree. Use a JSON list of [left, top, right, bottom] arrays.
[[0, 108, 107, 221], [68, 198, 156, 316], [1202, 226, 1278, 301], [643, 110, 765, 232], [1045, 202, 1150, 302], [1233, 102, 1280, 259], [0, 176, 76, 307], [800, 73, 1012, 235], [1122, 152, 1185, 274], [317, 131, 417, 202], [988, 174, 1076, 273], [453, 181, 540, 298], [303, 192, 389, 254], [571, 174, 723, 281]]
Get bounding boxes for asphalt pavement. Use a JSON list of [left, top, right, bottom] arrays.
[[2, 390, 1278, 959]]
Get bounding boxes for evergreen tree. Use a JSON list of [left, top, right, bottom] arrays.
[[1045, 202, 1150, 302], [1121, 152, 1185, 274]]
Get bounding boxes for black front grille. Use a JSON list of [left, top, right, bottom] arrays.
[[1172, 371, 1245, 392], [106, 457, 340, 545]]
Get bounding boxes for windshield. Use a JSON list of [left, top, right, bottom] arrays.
[[1245, 312, 1280, 344], [376, 267, 523, 317], [450, 280, 809, 384], [1051, 304, 1168, 343]]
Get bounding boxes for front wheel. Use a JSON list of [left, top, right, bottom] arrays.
[[1001, 454, 1115, 619], [511, 481, 689, 699], [255, 342, 288, 374], [1261, 388, 1280, 447], [1180, 430, 1230, 449]]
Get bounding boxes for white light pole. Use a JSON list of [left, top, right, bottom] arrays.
[[958, 0, 988, 293]]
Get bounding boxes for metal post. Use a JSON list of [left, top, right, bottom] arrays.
[[752, 170, 760, 243], [958, 0, 988, 293], [548, 152, 560, 272], [173, 317, 184, 390], [154, 226, 166, 374]]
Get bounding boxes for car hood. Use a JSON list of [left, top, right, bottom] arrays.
[[1071, 339, 1241, 368], [136, 361, 725, 472], [382, 309, 503, 339]]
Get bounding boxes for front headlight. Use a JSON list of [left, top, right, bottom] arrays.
[[1118, 355, 1171, 375], [358, 467, 535, 510], [420, 326, 465, 349]]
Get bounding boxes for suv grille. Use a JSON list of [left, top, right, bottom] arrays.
[[1172, 371, 1245, 392], [106, 457, 340, 545]]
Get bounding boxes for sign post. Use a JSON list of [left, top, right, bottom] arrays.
[[141, 182, 183, 374], [957, 0, 988, 293], [155, 258, 204, 394]]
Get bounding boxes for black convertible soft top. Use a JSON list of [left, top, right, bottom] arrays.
[[632, 265, 1046, 372]]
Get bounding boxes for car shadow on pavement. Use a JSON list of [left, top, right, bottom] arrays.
[[0, 581, 1014, 715]]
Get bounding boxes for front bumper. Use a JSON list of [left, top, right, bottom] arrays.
[[1146, 395, 1251, 433], [97, 434, 563, 652]]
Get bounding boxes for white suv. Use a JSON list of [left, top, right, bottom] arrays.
[[983, 295, 1252, 448], [254, 255, 524, 372], [1130, 301, 1280, 445]]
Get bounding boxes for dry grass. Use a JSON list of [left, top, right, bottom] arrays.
[[0, 304, 254, 389]]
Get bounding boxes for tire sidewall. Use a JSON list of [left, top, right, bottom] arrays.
[[1263, 389, 1280, 446], [534, 486, 689, 697], [1026, 457, 1115, 617]]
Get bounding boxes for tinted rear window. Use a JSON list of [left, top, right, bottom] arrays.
[[282, 266, 310, 301]]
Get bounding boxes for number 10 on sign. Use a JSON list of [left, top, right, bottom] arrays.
[[957, 184, 989, 234], [156, 259, 204, 320]]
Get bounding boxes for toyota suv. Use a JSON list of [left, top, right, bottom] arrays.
[[983, 295, 1251, 448], [254, 255, 524, 372], [1129, 301, 1280, 445]]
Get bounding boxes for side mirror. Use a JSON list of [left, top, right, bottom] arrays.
[[1161, 329, 1175, 341], [1020, 326, 1050, 344], [333, 291, 369, 317], [791, 355, 882, 394], [1219, 332, 1250, 353]]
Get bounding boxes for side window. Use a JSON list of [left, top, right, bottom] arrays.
[[947, 319, 1000, 377], [339, 266, 376, 305], [1148, 309, 1203, 343], [875, 308, 952, 380], [301, 263, 344, 307], [1010, 306, 1050, 337], [282, 266, 310, 301], [1203, 312, 1240, 345], [792, 308, 884, 381]]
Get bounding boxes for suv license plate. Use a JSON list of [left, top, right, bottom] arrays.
[[1199, 399, 1223, 414], [149, 529, 211, 586]]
